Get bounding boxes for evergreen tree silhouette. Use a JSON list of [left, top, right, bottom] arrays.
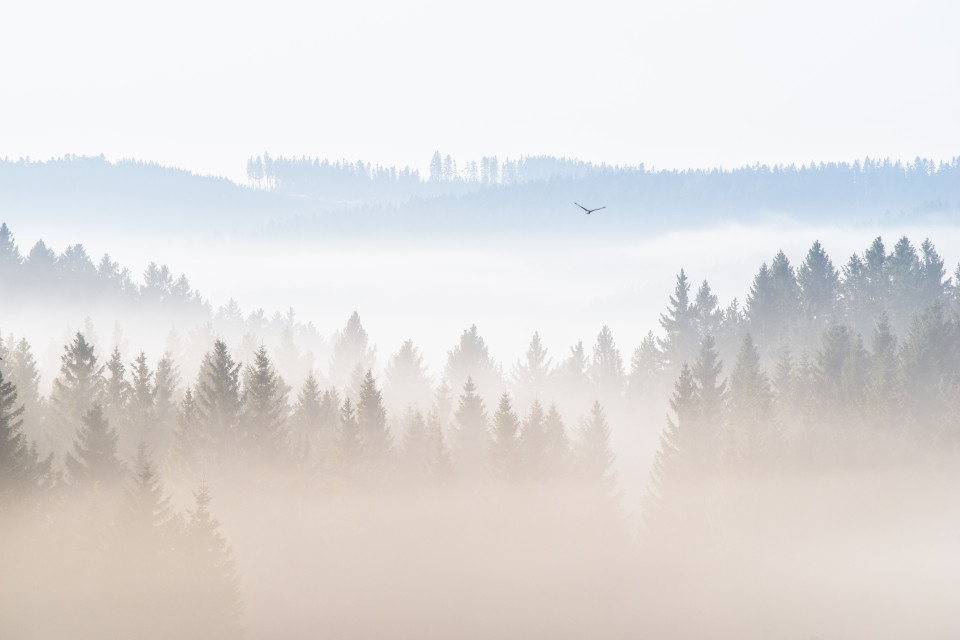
[[65, 403, 125, 489]]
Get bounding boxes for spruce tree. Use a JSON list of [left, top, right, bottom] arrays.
[[510, 332, 552, 409], [356, 369, 389, 468], [797, 240, 839, 344], [452, 377, 489, 478], [48, 332, 103, 457], [724, 334, 777, 473], [336, 397, 363, 475], [590, 325, 624, 397], [289, 373, 323, 463], [0, 369, 51, 502], [659, 269, 698, 369], [195, 339, 242, 455], [3, 337, 45, 447], [103, 346, 132, 452], [65, 403, 125, 488], [693, 279, 722, 340], [329, 311, 376, 390], [128, 351, 157, 450], [239, 345, 289, 462], [489, 392, 520, 479], [383, 339, 433, 418], [863, 314, 901, 438], [576, 400, 616, 493], [445, 325, 502, 406], [518, 399, 547, 477], [180, 481, 243, 640], [541, 402, 570, 478]]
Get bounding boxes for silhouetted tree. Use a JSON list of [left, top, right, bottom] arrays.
[[65, 404, 125, 488]]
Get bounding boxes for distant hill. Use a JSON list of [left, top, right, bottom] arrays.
[[2, 154, 957, 237]]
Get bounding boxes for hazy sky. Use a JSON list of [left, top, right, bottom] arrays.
[[2, 0, 957, 182]]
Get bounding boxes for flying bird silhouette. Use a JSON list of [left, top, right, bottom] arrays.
[[575, 202, 606, 215]]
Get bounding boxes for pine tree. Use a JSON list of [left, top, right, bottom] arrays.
[[590, 325, 624, 397], [329, 312, 376, 390], [239, 345, 289, 463], [0, 369, 51, 502], [724, 334, 777, 473], [400, 408, 431, 475], [128, 351, 157, 450], [445, 325, 502, 406], [691, 334, 725, 434], [489, 392, 521, 479], [576, 400, 616, 493], [65, 403, 125, 488], [863, 313, 901, 437], [518, 399, 547, 477], [659, 269, 698, 368], [541, 402, 570, 478], [693, 279, 722, 340], [797, 240, 839, 344], [180, 481, 243, 639], [154, 352, 180, 440], [0, 222, 22, 285], [383, 339, 433, 418], [510, 332, 552, 409], [335, 397, 363, 476], [425, 409, 454, 481], [103, 346, 132, 453], [3, 337, 45, 448], [886, 236, 923, 333], [289, 373, 323, 463], [356, 369, 389, 468], [195, 339, 242, 454], [48, 332, 103, 457], [452, 377, 489, 478]]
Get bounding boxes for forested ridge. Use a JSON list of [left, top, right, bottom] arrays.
[[2, 153, 957, 235], [3, 227, 960, 638]]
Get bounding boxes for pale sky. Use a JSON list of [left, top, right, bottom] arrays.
[[1, 0, 958, 182]]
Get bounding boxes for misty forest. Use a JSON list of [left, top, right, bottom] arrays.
[[3, 185, 960, 640]]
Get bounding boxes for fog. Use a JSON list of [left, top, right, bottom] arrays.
[[3, 195, 960, 639]]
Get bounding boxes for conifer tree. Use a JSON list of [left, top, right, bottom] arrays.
[[289, 373, 323, 463], [0, 369, 51, 502], [452, 377, 489, 478], [356, 369, 389, 468], [195, 339, 242, 454], [490, 392, 521, 479], [724, 334, 777, 473], [65, 403, 125, 488], [2, 337, 45, 446], [329, 311, 376, 390], [627, 330, 664, 399], [48, 332, 103, 456], [154, 352, 180, 439], [863, 314, 901, 436], [797, 241, 839, 344], [399, 408, 430, 474], [693, 280, 722, 340], [518, 399, 547, 477], [239, 345, 289, 462], [659, 269, 698, 368], [103, 346, 132, 451], [510, 332, 552, 409], [128, 351, 156, 450], [590, 325, 624, 397], [383, 339, 432, 417], [336, 397, 363, 474], [886, 236, 923, 332], [541, 402, 570, 478], [180, 480, 243, 640], [692, 335, 725, 434], [576, 400, 616, 493], [445, 325, 502, 406], [425, 408, 454, 480]]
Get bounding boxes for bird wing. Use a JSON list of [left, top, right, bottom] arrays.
[[592, 206, 606, 212], [574, 202, 590, 212]]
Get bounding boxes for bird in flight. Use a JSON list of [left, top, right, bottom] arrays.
[[575, 202, 606, 214]]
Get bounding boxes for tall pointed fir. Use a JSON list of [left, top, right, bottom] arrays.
[[194, 339, 242, 459], [590, 325, 624, 400], [510, 332, 553, 411], [48, 332, 103, 458], [489, 392, 521, 480], [445, 325, 503, 407], [289, 373, 323, 464], [0, 369, 51, 503], [65, 403, 125, 489], [452, 377, 489, 479], [239, 345, 289, 464], [518, 399, 547, 478], [797, 241, 839, 346], [659, 269, 698, 370], [383, 340, 433, 419], [103, 346, 133, 456], [336, 397, 363, 476], [541, 402, 570, 479], [2, 337, 45, 448], [399, 408, 431, 478], [576, 401, 616, 494], [180, 480, 243, 640], [886, 236, 923, 333], [356, 369, 389, 471], [329, 311, 376, 391], [724, 334, 777, 474], [128, 351, 157, 452], [153, 352, 180, 447], [693, 280, 722, 342], [863, 313, 901, 440]]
